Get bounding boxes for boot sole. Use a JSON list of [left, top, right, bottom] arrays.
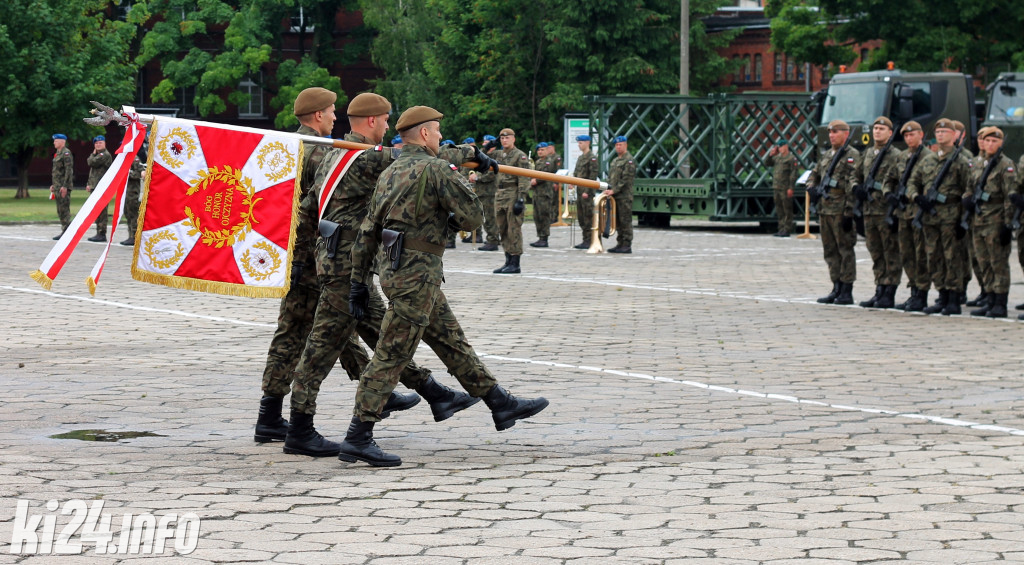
[[380, 395, 422, 419], [254, 434, 285, 443], [338, 452, 402, 467], [283, 446, 341, 457], [433, 397, 482, 422], [494, 399, 550, 431]]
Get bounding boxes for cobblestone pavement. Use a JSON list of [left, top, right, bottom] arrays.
[[2, 221, 1024, 564]]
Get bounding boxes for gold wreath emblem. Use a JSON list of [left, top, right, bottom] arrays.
[[157, 127, 198, 169], [143, 230, 185, 269], [182, 165, 262, 249], [240, 241, 282, 282], [256, 141, 296, 183]]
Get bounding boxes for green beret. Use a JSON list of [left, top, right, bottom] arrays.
[[347, 92, 391, 117], [775, 139, 788, 146], [396, 106, 443, 131], [872, 116, 893, 129], [933, 118, 955, 131], [900, 121, 923, 134], [293, 87, 337, 116], [827, 120, 849, 132]]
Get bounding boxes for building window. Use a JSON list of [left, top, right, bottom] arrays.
[[290, 7, 315, 32], [786, 59, 795, 81], [754, 54, 762, 83], [775, 54, 783, 80], [797, 62, 805, 81], [744, 55, 751, 82], [238, 74, 264, 119]]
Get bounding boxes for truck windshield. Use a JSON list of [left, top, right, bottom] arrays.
[[820, 81, 889, 126], [987, 81, 1024, 122]]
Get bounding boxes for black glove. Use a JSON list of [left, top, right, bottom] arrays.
[[1010, 193, 1024, 210], [914, 194, 933, 213], [852, 185, 868, 202], [348, 281, 370, 321], [482, 140, 498, 152], [512, 197, 525, 216], [446, 212, 461, 232], [954, 223, 967, 240], [290, 261, 304, 284], [962, 195, 975, 211], [472, 147, 499, 174], [884, 192, 900, 207], [841, 215, 854, 232], [808, 186, 822, 205], [1000, 224, 1013, 246]]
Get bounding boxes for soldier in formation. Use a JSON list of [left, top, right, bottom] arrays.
[[854, 117, 902, 308], [809, 120, 860, 305], [120, 155, 146, 246], [492, 128, 531, 273], [50, 133, 74, 240], [85, 135, 113, 242], [572, 134, 598, 249], [529, 141, 561, 247], [765, 139, 797, 237], [603, 135, 636, 253], [473, 135, 501, 251]]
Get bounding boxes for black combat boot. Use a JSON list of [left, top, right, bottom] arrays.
[[254, 395, 288, 443], [337, 417, 401, 467], [905, 288, 928, 312], [283, 411, 341, 457], [834, 282, 854, 305], [573, 241, 589, 249], [481, 385, 549, 431], [607, 245, 632, 253], [874, 285, 897, 309], [923, 289, 948, 314], [496, 254, 520, 274], [478, 242, 499, 251], [817, 281, 841, 304], [895, 287, 912, 310], [941, 291, 962, 315], [87, 231, 106, 242], [416, 376, 481, 422], [379, 391, 421, 419], [970, 293, 993, 316], [529, 237, 548, 247], [986, 293, 1008, 318], [119, 237, 135, 246], [966, 291, 989, 307], [493, 252, 511, 273], [859, 285, 882, 308], [1016, 302, 1024, 311]]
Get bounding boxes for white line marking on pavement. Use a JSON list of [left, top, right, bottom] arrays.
[[6, 283, 1022, 436]]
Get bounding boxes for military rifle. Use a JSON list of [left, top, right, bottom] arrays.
[[911, 138, 964, 230], [1010, 193, 1024, 231], [853, 133, 896, 218], [884, 145, 924, 227], [808, 131, 854, 214], [958, 148, 1002, 234]]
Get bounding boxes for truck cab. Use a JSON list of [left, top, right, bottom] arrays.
[[817, 70, 976, 151], [982, 73, 1024, 161]]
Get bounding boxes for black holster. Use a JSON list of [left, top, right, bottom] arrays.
[[318, 219, 341, 259], [381, 229, 404, 270]]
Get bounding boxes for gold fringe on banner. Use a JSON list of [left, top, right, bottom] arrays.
[[130, 266, 286, 299], [86, 277, 97, 296], [29, 270, 54, 291]]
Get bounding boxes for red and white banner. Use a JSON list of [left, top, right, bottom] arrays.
[[131, 118, 302, 298], [30, 112, 147, 295]]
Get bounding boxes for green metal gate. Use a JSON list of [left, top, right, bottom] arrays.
[[584, 92, 820, 223]]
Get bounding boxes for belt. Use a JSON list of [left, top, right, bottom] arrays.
[[939, 195, 962, 205], [404, 237, 445, 256]]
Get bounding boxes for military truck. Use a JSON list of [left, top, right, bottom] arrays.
[[981, 72, 1024, 161], [817, 70, 977, 150]]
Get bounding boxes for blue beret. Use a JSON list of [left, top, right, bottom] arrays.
[[775, 139, 788, 146], [441, 139, 455, 147], [93, 135, 105, 142], [483, 134, 496, 141], [52, 134, 67, 140], [391, 135, 402, 145], [575, 134, 590, 142], [463, 137, 475, 144], [536, 142, 547, 149], [614, 135, 628, 143], [547, 141, 555, 146]]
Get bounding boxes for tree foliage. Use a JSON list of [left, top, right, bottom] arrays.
[[0, 0, 138, 196]]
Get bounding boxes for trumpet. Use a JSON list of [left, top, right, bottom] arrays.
[[586, 193, 617, 254]]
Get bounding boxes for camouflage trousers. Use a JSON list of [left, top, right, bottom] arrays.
[[819, 213, 857, 283], [973, 221, 1012, 294], [262, 276, 367, 401], [576, 187, 595, 236], [773, 189, 795, 233], [1019, 225, 1024, 274], [93, 195, 108, 234], [921, 220, 965, 291], [964, 234, 978, 289], [55, 190, 71, 231], [863, 214, 901, 285], [898, 215, 930, 291], [476, 184, 499, 245], [123, 181, 141, 240], [532, 183, 557, 239], [495, 188, 524, 255], [613, 194, 633, 248], [290, 275, 433, 416], [354, 281, 498, 423]]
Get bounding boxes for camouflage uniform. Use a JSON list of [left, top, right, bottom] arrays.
[[123, 156, 146, 239], [808, 145, 861, 284], [532, 151, 561, 239], [52, 146, 74, 232], [261, 124, 367, 401], [1017, 155, 1024, 283], [907, 147, 970, 293], [350, 143, 499, 422], [86, 149, 113, 234], [765, 151, 798, 234], [967, 152, 1016, 294], [854, 143, 902, 287], [573, 149, 599, 237], [607, 150, 637, 248], [494, 146, 531, 255], [887, 146, 929, 293], [475, 163, 499, 245]]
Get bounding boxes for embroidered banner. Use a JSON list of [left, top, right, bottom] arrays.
[[131, 118, 302, 298]]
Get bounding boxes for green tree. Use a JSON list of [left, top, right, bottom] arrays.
[[0, 0, 138, 197]]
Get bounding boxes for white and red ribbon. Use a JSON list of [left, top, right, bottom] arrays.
[[318, 148, 364, 220]]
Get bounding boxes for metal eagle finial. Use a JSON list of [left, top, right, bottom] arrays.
[[83, 101, 132, 127]]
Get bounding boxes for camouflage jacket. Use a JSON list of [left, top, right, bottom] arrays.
[[351, 143, 483, 287], [883, 146, 926, 220], [906, 146, 970, 224], [495, 146, 531, 196], [765, 152, 798, 192], [965, 152, 1016, 225], [474, 148, 498, 190], [297, 124, 331, 198], [127, 156, 145, 187], [573, 149, 598, 189], [808, 144, 861, 216], [534, 152, 561, 191], [608, 151, 637, 198], [86, 149, 113, 189], [853, 143, 900, 216], [52, 147, 74, 189]]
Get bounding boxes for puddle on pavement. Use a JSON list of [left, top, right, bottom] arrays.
[[49, 429, 166, 442]]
